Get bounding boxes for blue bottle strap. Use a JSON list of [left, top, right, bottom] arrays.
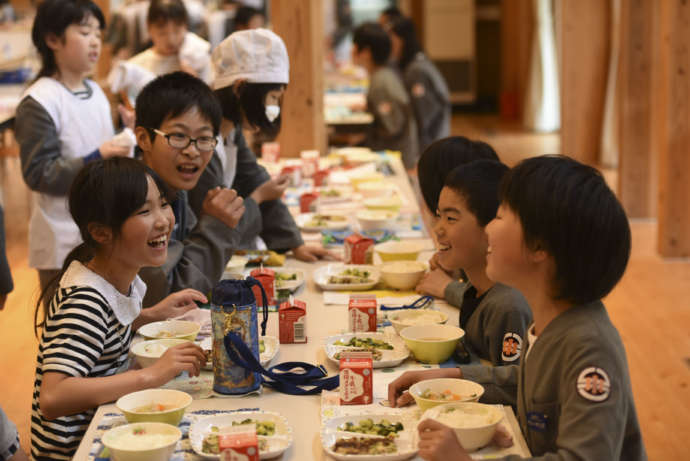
[[224, 332, 339, 395]]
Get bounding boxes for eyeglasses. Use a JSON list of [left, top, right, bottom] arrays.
[[153, 129, 218, 152]]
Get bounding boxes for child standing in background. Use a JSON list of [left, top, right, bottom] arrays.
[[32, 158, 207, 461], [351, 22, 419, 171], [14, 0, 133, 298]]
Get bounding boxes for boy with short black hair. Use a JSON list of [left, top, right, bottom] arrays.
[[352, 22, 418, 170], [391, 155, 646, 460], [416, 160, 532, 366], [134, 71, 245, 305]]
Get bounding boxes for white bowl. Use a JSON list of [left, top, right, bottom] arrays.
[[116, 389, 192, 425], [375, 240, 425, 262], [138, 320, 200, 341], [388, 309, 448, 334], [131, 339, 190, 368], [409, 378, 484, 410], [421, 402, 503, 451], [102, 422, 181, 461], [363, 196, 402, 212], [379, 261, 427, 290], [357, 209, 399, 231], [356, 181, 397, 197], [223, 256, 249, 279]]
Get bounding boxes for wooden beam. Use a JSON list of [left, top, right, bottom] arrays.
[[271, 0, 327, 157], [500, 0, 532, 121], [617, 0, 655, 218], [557, 0, 611, 165], [656, 0, 690, 257]]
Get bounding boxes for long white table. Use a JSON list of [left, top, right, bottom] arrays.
[[73, 155, 530, 460]]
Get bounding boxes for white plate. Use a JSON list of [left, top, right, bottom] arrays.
[[321, 414, 416, 461], [189, 411, 293, 460], [274, 269, 306, 291], [296, 212, 350, 232], [324, 332, 409, 369], [313, 264, 380, 291], [200, 335, 279, 370]]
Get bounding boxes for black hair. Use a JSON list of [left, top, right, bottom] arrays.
[[390, 17, 422, 71], [136, 71, 223, 139], [34, 158, 172, 335], [381, 6, 403, 23], [352, 22, 392, 66], [417, 136, 500, 213], [214, 82, 284, 138], [148, 0, 188, 26], [234, 6, 263, 28], [500, 155, 631, 305], [31, 0, 105, 80], [443, 160, 509, 227]]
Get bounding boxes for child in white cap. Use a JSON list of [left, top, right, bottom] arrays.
[[188, 29, 336, 262]]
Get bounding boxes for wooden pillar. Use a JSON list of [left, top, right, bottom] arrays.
[[655, 0, 690, 257], [617, 0, 655, 218], [500, 0, 533, 121], [557, 0, 611, 165], [94, 0, 111, 81], [271, 0, 327, 157]]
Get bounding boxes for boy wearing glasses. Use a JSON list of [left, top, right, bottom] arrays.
[[134, 71, 245, 304]]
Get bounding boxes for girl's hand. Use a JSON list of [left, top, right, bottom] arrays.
[[417, 419, 472, 461], [117, 104, 135, 130], [388, 368, 461, 408], [152, 288, 208, 320], [149, 342, 207, 385], [203, 187, 246, 228], [99, 139, 131, 159], [416, 269, 453, 298], [250, 176, 289, 205], [292, 244, 341, 262]]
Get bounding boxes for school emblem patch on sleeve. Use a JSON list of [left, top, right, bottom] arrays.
[[377, 101, 392, 115], [576, 367, 611, 402], [501, 332, 522, 362], [412, 82, 426, 97]]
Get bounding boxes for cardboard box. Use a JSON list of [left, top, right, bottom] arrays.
[[300, 149, 319, 178], [279, 299, 307, 343], [300, 192, 319, 213], [261, 142, 280, 163], [348, 294, 377, 332], [339, 351, 373, 405], [219, 426, 259, 461], [250, 267, 275, 306], [344, 233, 375, 265]]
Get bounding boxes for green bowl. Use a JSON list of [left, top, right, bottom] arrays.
[[116, 389, 192, 426], [399, 324, 465, 364]]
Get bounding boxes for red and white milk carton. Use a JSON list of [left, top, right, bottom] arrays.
[[300, 149, 320, 178], [261, 142, 280, 163], [348, 294, 377, 332], [300, 192, 319, 213], [344, 233, 375, 265], [279, 166, 302, 187], [250, 267, 275, 306], [313, 169, 330, 187], [279, 298, 307, 344], [339, 351, 373, 405], [218, 426, 260, 461]]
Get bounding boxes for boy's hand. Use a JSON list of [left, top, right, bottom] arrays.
[[203, 187, 245, 228], [149, 342, 207, 385], [292, 244, 341, 262], [250, 176, 289, 205], [99, 139, 131, 159], [416, 269, 453, 298], [151, 288, 207, 320], [388, 368, 461, 408], [417, 419, 472, 461]]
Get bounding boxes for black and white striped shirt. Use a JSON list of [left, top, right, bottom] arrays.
[[31, 262, 144, 460]]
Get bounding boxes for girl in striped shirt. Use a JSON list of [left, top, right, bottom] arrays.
[[31, 158, 207, 460]]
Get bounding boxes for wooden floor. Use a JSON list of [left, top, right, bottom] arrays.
[[0, 115, 688, 460]]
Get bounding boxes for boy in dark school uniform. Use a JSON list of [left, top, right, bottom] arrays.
[[389, 155, 647, 461]]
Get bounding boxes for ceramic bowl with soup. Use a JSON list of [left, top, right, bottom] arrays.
[[421, 402, 503, 451], [102, 422, 181, 461], [138, 320, 200, 341], [131, 339, 190, 368], [399, 324, 465, 364], [116, 389, 192, 425], [409, 378, 485, 410], [388, 309, 448, 334], [356, 209, 399, 231], [379, 260, 427, 290], [374, 240, 424, 262]]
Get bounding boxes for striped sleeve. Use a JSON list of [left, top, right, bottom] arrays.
[[41, 288, 110, 377]]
